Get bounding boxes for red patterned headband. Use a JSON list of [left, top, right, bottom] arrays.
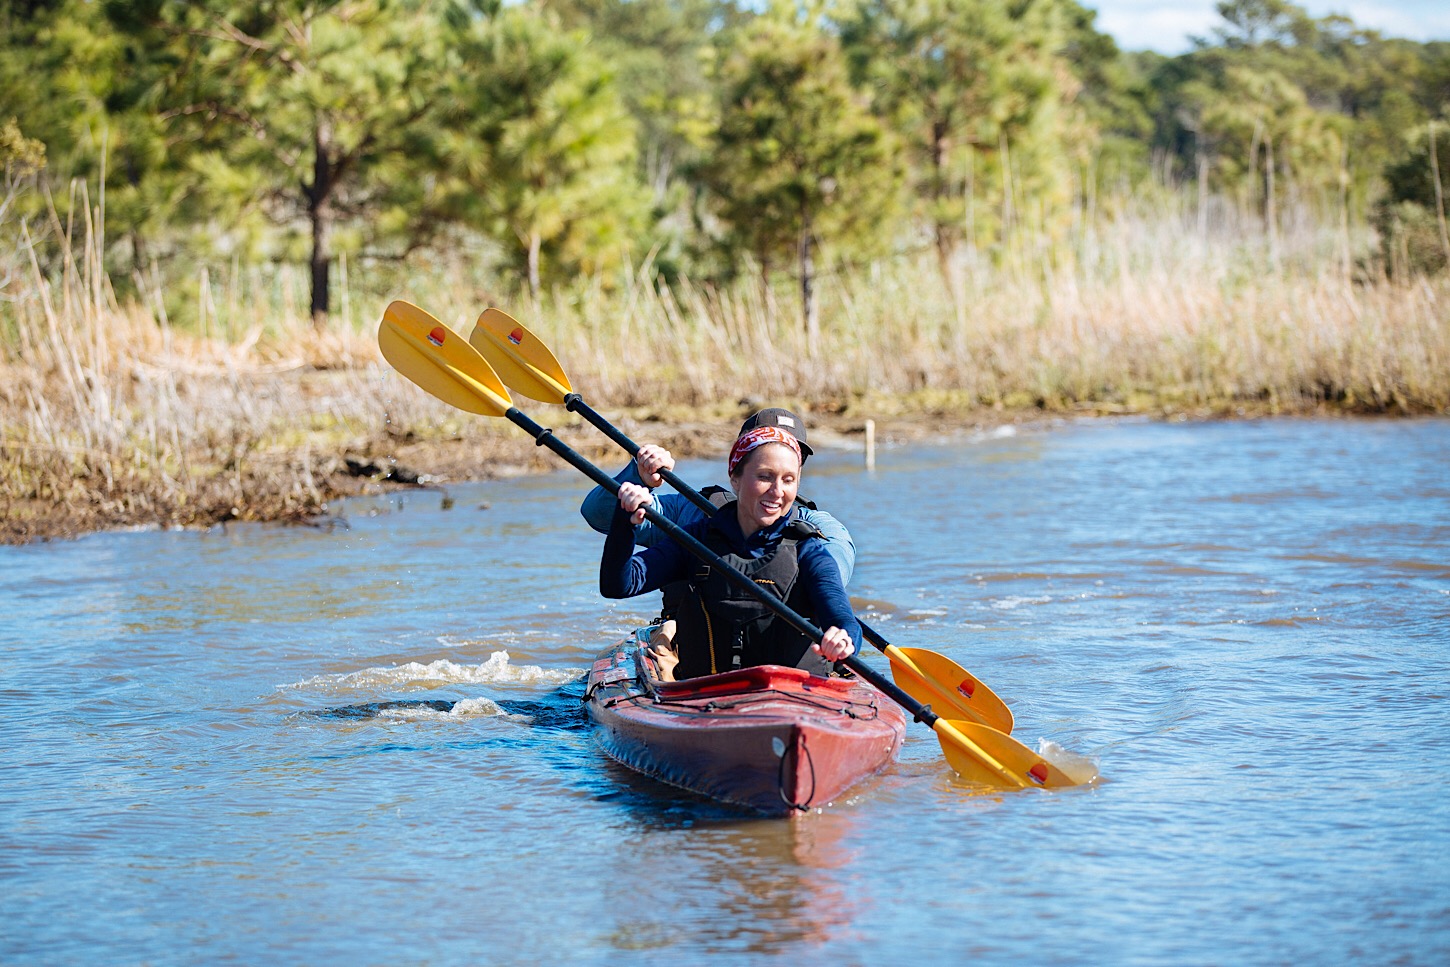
[[727, 426, 801, 476]]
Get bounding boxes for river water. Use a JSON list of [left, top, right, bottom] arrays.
[[3, 417, 1447, 964]]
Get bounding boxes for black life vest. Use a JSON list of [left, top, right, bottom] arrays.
[[656, 487, 817, 623], [670, 502, 831, 680]]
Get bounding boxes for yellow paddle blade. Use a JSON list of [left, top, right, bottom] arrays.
[[935, 719, 1087, 789], [886, 645, 1014, 734], [378, 301, 513, 417], [467, 307, 573, 404]]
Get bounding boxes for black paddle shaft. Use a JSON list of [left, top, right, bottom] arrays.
[[563, 393, 716, 516], [562, 393, 901, 657], [505, 407, 942, 727]]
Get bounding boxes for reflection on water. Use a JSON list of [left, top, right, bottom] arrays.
[[668, 812, 862, 955], [3, 417, 1448, 963]]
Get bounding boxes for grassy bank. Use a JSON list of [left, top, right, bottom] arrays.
[[525, 201, 1449, 416], [3, 194, 1447, 543]]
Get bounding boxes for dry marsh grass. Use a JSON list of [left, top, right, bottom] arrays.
[[2, 192, 406, 540], [504, 201, 1448, 416], [3, 186, 1447, 542]]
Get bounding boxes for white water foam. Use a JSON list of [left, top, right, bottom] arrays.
[[374, 696, 534, 723], [282, 650, 584, 691], [991, 595, 1052, 611], [1038, 738, 1100, 785]]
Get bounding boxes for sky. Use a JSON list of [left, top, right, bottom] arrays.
[[1085, 0, 1450, 54]]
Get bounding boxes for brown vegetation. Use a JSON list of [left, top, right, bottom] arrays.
[[3, 194, 1448, 545]]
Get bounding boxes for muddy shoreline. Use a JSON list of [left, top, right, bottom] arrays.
[[3, 408, 963, 544], [7, 399, 1428, 546]]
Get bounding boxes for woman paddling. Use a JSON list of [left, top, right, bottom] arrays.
[[579, 408, 856, 584], [600, 424, 858, 682], [583, 408, 856, 673]]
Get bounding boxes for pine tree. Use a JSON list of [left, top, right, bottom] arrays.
[[137, 0, 444, 328], [432, 5, 648, 297], [840, 0, 1089, 277], [706, 2, 901, 343]]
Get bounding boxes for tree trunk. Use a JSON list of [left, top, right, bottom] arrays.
[[1248, 119, 1263, 226], [799, 207, 818, 350], [1339, 139, 1352, 279], [130, 230, 148, 278], [963, 148, 975, 253], [931, 119, 955, 282], [1196, 150, 1209, 237], [934, 224, 954, 284], [1264, 134, 1277, 264], [1430, 120, 1450, 268], [308, 118, 334, 332], [527, 230, 542, 300], [999, 132, 1014, 244], [759, 256, 777, 328]]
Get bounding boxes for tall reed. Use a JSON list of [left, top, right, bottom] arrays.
[[1, 182, 404, 536], [415, 193, 1447, 416], [3, 177, 1446, 540]]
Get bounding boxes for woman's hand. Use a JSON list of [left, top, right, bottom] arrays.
[[813, 626, 855, 663], [617, 482, 653, 525], [634, 445, 676, 489]]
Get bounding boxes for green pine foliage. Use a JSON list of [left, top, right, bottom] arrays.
[[3, 0, 1450, 344], [431, 5, 649, 297], [1376, 123, 1450, 276], [704, 1, 902, 337]]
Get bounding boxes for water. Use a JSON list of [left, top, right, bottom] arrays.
[[3, 417, 1447, 964]]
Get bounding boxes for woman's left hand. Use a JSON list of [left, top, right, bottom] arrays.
[[617, 482, 652, 525], [813, 626, 855, 663]]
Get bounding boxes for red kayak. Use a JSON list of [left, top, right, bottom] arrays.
[[584, 634, 907, 814]]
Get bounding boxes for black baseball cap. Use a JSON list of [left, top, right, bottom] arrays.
[[738, 407, 813, 458]]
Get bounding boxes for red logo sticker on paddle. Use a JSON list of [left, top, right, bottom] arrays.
[[1029, 763, 1049, 785], [427, 326, 446, 347], [957, 678, 976, 698], [508, 327, 523, 345]]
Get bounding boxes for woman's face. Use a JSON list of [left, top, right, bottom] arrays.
[[730, 443, 800, 537]]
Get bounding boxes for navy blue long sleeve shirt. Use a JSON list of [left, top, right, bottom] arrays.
[[580, 459, 856, 584], [599, 503, 862, 650]]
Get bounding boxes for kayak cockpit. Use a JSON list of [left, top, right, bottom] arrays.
[[583, 630, 907, 814]]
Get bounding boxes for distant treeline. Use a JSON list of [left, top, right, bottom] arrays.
[[3, 0, 1449, 331]]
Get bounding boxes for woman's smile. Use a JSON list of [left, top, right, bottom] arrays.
[[732, 443, 800, 537]]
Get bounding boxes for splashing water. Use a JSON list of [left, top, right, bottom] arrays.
[[5, 418, 1448, 964], [1038, 739, 1101, 785], [282, 650, 585, 692]]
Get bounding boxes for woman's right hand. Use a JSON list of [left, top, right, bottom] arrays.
[[617, 482, 653, 525], [813, 626, 856, 663], [634, 445, 676, 489]]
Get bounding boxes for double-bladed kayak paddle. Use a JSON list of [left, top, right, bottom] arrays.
[[466, 305, 1013, 733], [377, 300, 1081, 789]]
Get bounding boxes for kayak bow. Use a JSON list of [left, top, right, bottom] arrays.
[[584, 630, 907, 814]]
